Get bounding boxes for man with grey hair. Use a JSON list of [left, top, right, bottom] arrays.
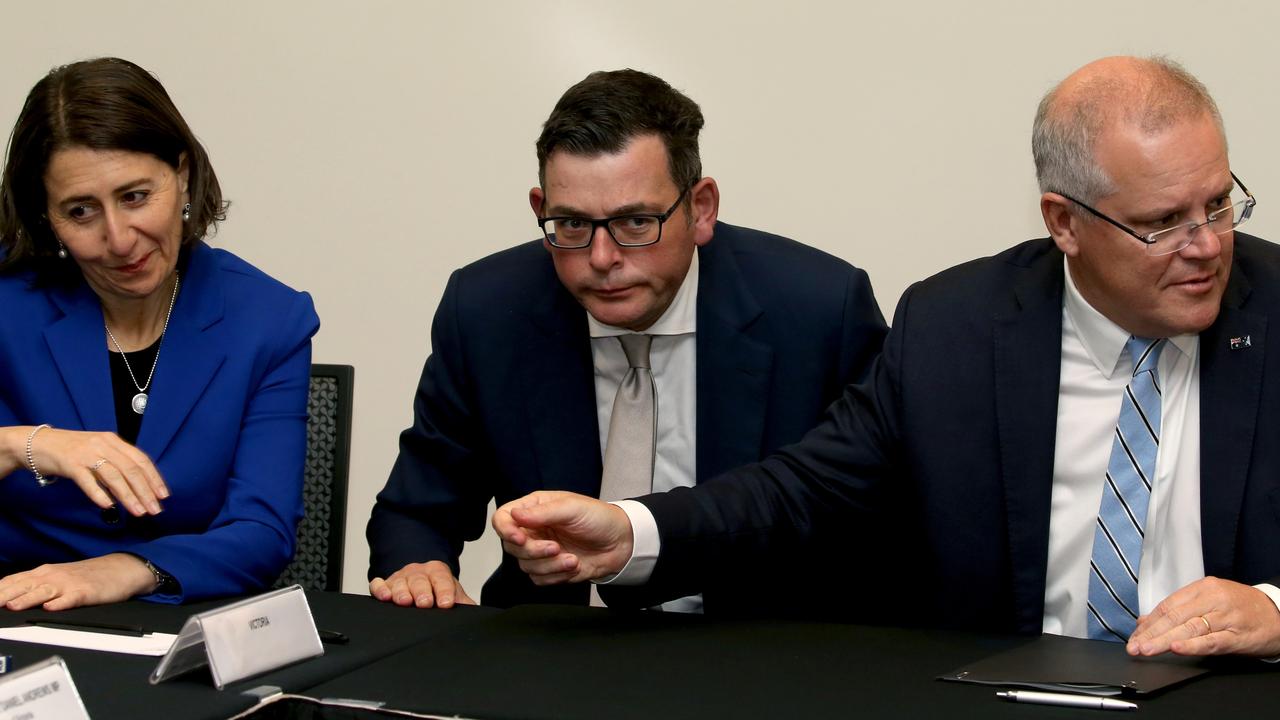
[[495, 56, 1280, 657]]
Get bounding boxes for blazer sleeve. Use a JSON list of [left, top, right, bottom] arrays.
[[366, 270, 498, 579], [612, 282, 912, 605], [128, 291, 320, 602]]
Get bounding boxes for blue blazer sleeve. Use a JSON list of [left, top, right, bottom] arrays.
[[132, 289, 319, 602]]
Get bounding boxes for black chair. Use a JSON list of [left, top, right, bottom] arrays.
[[275, 363, 354, 592]]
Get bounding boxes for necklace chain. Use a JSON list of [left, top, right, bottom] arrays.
[[105, 272, 180, 395]]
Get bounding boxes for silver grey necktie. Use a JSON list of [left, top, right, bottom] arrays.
[[599, 334, 657, 502], [592, 334, 656, 609]]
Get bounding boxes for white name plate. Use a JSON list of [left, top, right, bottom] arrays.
[[0, 656, 90, 720], [150, 585, 323, 690]]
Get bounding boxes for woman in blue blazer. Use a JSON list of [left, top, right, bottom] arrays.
[[0, 58, 319, 609]]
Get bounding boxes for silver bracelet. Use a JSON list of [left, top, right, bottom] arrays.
[[26, 423, 56, 487]]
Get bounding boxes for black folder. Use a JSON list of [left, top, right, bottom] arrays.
[[938, 633, 1210, 696]]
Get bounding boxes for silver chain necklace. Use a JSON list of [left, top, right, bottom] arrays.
[[105, 272, 180, 415]]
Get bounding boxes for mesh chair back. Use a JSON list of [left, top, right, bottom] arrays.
[[275, 363, 353, 591]]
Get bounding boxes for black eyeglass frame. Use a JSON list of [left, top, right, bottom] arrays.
[[538, 186, 692, 249], [1059, 172, 1256, 254]]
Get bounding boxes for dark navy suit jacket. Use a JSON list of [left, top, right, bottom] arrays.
[[630, 234, 1280, 633], [367, 222, 887, 609], [0, 243, 319, 602]]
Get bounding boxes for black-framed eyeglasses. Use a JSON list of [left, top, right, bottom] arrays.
[[538, 187, 690, 249], [1059, 172, 1256, 256]]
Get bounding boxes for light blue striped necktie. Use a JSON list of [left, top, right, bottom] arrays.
[[1087, 336, 1166, 642]]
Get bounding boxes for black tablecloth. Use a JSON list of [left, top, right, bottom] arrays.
[[3, 596, 1276, 719], [304, 604, 1275, 720], [0, 592, 498, 718]]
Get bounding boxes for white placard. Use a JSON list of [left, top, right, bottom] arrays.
[[150, 585, 323, 690], [0, 656, 91, 720]]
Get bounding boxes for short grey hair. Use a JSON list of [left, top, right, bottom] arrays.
[[1032, 56, 1225, 207]]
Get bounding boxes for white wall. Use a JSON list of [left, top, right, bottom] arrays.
[[3, 1, 1276, 595]]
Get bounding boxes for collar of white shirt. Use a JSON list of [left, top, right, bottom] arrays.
[[1061, 257, 1195, 375], [587, 250, 699, 338]]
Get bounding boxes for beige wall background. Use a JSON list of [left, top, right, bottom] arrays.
[[2, 1, 1276, 595]]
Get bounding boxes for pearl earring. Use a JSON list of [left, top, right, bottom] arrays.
[[182, 203, 191, 223], [57, 243, 68, 259]]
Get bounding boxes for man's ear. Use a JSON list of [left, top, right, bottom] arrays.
[[529, 186, 545, 217], [689, 177, 720, 247], [1041, 192, 1081, 257]]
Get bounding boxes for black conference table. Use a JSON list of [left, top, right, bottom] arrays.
[[2, 593, 1276, 719], [0, 592, 500, 718]]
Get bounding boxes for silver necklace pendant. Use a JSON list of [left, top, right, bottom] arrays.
[[105, 272, 179, 419]]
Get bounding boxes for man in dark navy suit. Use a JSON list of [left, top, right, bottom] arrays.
[[497, 56, 1280, 658], [367, 69, 886, 612]]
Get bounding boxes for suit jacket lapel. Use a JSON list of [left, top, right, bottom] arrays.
[[694, 240, 773, 481], [992, 246, 1064, 632], [523, 271, 602, 497], [1198, 264, 1264, 577], [44, 284, 115, 432], [136, 246, 227, 460]]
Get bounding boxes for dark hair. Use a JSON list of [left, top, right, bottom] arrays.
[[536, 69, 704, 193], [0, 57, 226, 283]]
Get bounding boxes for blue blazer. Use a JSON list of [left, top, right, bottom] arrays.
[[0, 243, 319, 602], [628, 234, 1280, 632], [367, 222, 887, 609]]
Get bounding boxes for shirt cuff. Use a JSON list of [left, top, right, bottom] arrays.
[[1254, 583, 1280, 663], [593, 500, 660, 586]]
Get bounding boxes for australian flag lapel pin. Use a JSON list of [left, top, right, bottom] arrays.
[[1230, 335, 1252, 350]]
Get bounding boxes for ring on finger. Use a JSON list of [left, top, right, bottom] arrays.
[[1199, 615, 1212, 634], [90, 458, 108, 471]]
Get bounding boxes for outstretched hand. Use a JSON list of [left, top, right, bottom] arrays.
[[492, 491, 634, 585]]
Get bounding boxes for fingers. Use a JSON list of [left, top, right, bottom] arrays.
[[492, 491, 583, 543], [92, 445, 164, 516], [121, 443, 169, 501], [0, 572, 34, 607], [517, 553, 582, 585], [1, 577, 59, 611], [509, 493, 587, 531], [42, 586, 89, 612], [0, 557, 151, 612], [34, 430, 168, 516], [88, 455, 149, 516], [1129, 577, 1280, 657], [491, 503, 527, 545], [368, 577, 393, 602], [369, 562, 472, 609], [372, 573, 420, 607], [9, 585, 59, 611], [1128, 584, 1212, 656], [63, 468, 118, 510], [501, 537, 562, 561]]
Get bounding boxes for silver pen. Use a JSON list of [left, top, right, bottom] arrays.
[[997, 690, 1138, 711]]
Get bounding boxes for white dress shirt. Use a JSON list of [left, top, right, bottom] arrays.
[[1045, 259, 1280, 635], [591, 252, 701, 613], [1043, 259, 1203, 635]]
